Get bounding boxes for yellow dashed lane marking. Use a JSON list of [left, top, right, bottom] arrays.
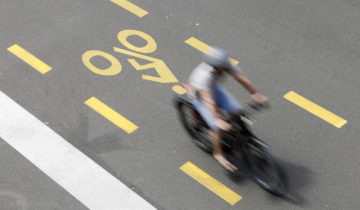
[[7, 44, 52, 74], [284, 91, 347, 128], [110, 0, 148, 18], [85, 97, 138, 134], [180, 162, 242, 205], [184, 37, 239, 65]]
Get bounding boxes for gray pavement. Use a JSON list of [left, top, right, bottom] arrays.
[[0, 139, 86, 210], [0, 0, 359, 209]]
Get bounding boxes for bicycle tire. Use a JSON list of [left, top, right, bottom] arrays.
[[245, 136, 288, 196], [177, 100, 213, 153]]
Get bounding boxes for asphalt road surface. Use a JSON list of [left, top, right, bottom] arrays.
[[0, 0, 359, 209]]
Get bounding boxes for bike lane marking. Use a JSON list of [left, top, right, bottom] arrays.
[[110, 0, 148, 18], [7, 44, 52, 74], [284, 91, 347, 128], [184, 37, 239, 65], [0, 91, 156, 210], [84, 96, 138, 134], [172, 85, 187, 95], [180, 161, 242, 205]]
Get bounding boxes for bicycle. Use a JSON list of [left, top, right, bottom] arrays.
[[173, 83, 288, 196]]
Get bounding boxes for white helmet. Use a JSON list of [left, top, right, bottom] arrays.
[[204, 47, 231, 69]]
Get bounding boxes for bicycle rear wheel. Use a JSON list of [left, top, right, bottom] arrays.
[[177, 101, 213, 153], [245, 137, 288, 196]]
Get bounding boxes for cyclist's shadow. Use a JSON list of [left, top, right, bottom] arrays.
[[226, 154, 312, 207]]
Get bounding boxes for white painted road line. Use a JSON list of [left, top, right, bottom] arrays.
[[0, 91, 156, 210]]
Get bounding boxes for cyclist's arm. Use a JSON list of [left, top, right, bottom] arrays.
[[232, 71, 268, 105], [232, 71, 257, 94]]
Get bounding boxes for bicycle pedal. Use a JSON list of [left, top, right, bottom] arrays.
[[240, 115, 255, 126]]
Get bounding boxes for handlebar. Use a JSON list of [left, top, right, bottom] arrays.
[[226, 102, 270, 128], [246, 101, 270, 112]]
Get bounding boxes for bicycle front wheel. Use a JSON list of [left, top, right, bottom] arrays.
[[245, 137, 288, 196]]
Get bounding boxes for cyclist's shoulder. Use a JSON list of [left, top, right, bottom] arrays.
[[192, 62, 213, 72]]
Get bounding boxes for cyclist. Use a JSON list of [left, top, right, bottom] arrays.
[[188, 47, 267, 172]]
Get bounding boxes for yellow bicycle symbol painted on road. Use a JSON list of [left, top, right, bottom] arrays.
[[82, 29, 179, 84]]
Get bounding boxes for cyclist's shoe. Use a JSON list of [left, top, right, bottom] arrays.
[[214, 154, 238, 172]]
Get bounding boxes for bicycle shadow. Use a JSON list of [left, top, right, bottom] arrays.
[[226, 154, 312, 207], [280, 160, 312, 206], [66, 112, 128, 153]]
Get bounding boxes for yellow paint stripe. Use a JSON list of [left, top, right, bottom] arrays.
[[85, 97, 138, 134], [184, 37, 239, 65], [172, 85, 187, 95], [284, 91, 347, 128], [185, 37, 211, 54], [110, 0, 148, 18], [7, 44, 52, 74], [180, 162, 242, 205]]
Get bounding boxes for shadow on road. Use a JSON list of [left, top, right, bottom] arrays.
[[226, 154, 313, 207], [274, 160, 313, 207], [66, 112, 128, 155]]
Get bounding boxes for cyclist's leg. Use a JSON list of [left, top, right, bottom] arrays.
[[193, 95, 237, 172], [213, 85, 244, 115], [193, 99, 219, 131]]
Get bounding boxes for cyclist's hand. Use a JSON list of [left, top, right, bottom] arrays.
[[215, 118, 231, 131], [251, 92, 268, 106]]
